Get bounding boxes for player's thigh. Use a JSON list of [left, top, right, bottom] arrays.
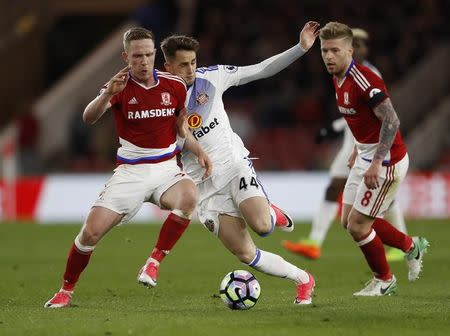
[[218, 214, 257, 264], [159, 177, 197, 212], [341, 203, 353, 229], [230, 163, 270, 228], [80, 206, 124, 245], [197, 190, 238, 236], [93, 165, 149, 224], [239, 196, 271, 232], [342, 160, 364, 206], [150, 161, 195, 210], [353, 154, 409, 218]]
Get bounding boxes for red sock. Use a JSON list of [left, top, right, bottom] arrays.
[[150, 212, 190, 263], [373, 218, 413, 252], [356, 229, 392, 280], [62, 243, 92, 291]]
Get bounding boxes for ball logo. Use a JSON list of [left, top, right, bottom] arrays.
[[187, 113, 202, 129]]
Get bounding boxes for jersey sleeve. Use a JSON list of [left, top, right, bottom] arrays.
[[353, 66, 389, 109], [172, 77, 187, 114], [216, 64, 241, 91]]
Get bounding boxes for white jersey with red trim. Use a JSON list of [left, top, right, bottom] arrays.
[[332, 60, 407, 165], [107, 70, 187, 165]]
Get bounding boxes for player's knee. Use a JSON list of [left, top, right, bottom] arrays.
[[346, 213, 367, 238], [80, 225, 105, 245], [176, 187, 198, 214], [251, 217, 273, 237]]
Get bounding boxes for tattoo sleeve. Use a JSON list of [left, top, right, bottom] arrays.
[[372, 98, 400, 161]]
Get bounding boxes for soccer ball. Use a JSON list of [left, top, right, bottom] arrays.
[[219, 270, 261, 310]]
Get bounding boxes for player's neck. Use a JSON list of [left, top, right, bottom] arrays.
[[335, 59, 353, 80], [131, 72, 156, 88]]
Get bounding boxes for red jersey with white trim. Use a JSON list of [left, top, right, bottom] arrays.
[[106, 70, 186, 165], [332, 60, 407, 165]]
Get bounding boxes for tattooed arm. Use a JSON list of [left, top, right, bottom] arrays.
[[373, 98, 400, 161], [363, 98, 400, 189]]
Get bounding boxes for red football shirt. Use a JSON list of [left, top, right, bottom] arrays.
[[333, 60, 407, 165], [107, 70, 186, 164]]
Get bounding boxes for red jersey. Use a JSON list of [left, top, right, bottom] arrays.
[[107, 70, 186, 165], [333, 60, 407, 165]]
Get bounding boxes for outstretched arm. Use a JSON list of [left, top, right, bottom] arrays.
[[237, 21, 320, 85], [363, 98, 400, 189]]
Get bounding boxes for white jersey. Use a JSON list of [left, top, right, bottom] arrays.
[[180, 44, 306, 185]]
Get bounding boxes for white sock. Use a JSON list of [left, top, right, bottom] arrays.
[[248, 249, 310, 284], [385, 201, 407, 234], [309, 200, 339, 245]]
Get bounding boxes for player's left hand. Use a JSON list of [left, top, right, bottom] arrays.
[[299, 21, 320, 51], [198, 150, 212, 180], [364, 163, 381, 189]]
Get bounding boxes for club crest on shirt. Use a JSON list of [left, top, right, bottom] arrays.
[[344, 92, 350, 105], [196, 92, 209, 105], [161, 92, 172, 106], [187, 113, 203, 129]]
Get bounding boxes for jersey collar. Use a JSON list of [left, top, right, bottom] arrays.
[[344, 59, 356, 77], [129, 69, 159, 90]]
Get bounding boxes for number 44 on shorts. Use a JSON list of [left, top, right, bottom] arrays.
[[239, 176, 259, 191]]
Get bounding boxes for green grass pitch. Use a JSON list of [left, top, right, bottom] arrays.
[[0, 219, 449, 336]]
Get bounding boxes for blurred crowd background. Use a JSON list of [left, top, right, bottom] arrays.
[[1, 0, 449, 175]]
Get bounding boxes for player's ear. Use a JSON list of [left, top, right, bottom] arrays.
[[164, 61, 171, 72], [122, 51, 129, 65]]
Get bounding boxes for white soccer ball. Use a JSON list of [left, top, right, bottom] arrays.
[[219, 270, 261, 310]]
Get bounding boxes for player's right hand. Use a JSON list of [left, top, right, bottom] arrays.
[[105, 66, 130, 95], [198, 150, 212, 180]]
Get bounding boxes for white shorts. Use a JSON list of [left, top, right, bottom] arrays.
[[329, 125, 354, 178], [93, 158, 192, 224], [196, 159, 268, 236], [343, 154, 409, 218]]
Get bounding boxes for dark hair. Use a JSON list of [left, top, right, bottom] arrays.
[[161, 35, 199, 60], [123, 27, 155, 50]]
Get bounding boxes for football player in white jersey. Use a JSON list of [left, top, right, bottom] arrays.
[[282, 28, 408, 262], [161, 22, 320, 305]]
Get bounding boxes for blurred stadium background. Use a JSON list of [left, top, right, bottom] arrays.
[[1, 1, 449, 335], [0, 0, 448, 222]]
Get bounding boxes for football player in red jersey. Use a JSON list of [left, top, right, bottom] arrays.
[[44, 27, 211, 308], [282, 28, 408, 262], [318, 22, 429, 296]]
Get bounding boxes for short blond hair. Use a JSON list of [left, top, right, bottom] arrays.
[[319, 22, 353, 43], [123, 27, 155, 51]]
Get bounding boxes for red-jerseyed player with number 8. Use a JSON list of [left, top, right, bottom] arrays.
[[319, 22, 429, 296]]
